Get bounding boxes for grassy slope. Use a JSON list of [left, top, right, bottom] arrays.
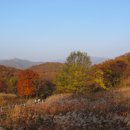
[[1, 87, 130, 130]]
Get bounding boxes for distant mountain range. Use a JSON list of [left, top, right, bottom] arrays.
[[91, 57, 108, 64], [52, 57, 108, 64], [0, 58, 42, 69], [0, 57, 108, 69]]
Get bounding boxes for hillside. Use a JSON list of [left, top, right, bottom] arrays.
[[115, 52, 130, 61], [0, 65, 20, 79], [30, 62, 64, 81], [0, 65, 21, 93], [0, 53, 130, 129], [2, 87, 130, 130]]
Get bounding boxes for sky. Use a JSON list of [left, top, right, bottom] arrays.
[[0, 0, 130, 61]]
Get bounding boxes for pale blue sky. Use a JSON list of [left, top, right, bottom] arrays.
[[0, 0, 130, 61]]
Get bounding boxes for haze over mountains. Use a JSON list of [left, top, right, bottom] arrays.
[[0, 57, 108, 69], [0, 58, 42, 69]]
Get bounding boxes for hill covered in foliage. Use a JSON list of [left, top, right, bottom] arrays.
[[0, 65, 21, 94], [0, 52, 130, 96], [30, 62, 64, 81]]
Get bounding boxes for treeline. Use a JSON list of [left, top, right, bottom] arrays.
[[56, 51, 130, 93], [0, 69, 55, 98], [0, 51, 130, 98]]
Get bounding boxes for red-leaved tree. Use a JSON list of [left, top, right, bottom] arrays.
[[0, 80, 7, 93], [17, 70, 39, 97]]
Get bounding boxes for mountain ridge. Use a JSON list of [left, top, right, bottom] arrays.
[[0, 57, 108, 69], [0, 58, 42, 69]]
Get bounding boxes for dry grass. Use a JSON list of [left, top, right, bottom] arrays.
[[0, 93, 16, 97], [0, 93, 17, 106], [0, 93, 26, 107], [2, 87, 130, 129]]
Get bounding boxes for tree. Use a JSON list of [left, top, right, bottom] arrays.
[[0, 79, 7, 93], [66, 51, 91, 68], [36, 79, 55, 99], [56, 64, 88, 93], [98, 60, 128, 88], [56, 51, 92, 94], [6, 77, 17, 94], [88, 66, 106, 91], [17, 70, 39, 97]]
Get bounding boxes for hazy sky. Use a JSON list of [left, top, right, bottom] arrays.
[[0, 0, 130, 61]]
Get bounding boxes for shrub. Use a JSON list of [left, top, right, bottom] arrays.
[[36, 80, 55, 99], [98, 60, 128, 88]]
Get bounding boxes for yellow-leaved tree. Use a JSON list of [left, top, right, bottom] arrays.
[[56, 51, 92, 94]]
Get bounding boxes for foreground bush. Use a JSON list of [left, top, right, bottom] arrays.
[[2, 88, 130, 130]]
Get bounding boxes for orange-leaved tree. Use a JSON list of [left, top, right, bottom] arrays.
[[17, 70, 39, 97]]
